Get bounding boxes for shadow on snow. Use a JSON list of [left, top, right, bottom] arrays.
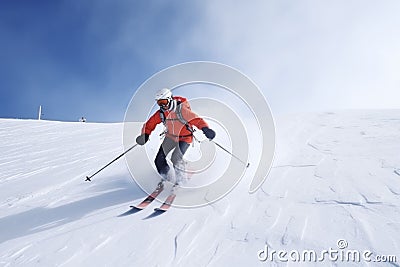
[[0, 181, 142, 244]]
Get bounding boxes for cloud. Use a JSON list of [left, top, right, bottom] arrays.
[[183, 0, 400, 113]]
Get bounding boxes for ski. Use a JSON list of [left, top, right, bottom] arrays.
[[154, 190, 177, 212], [154, 184, 179, 212], [130, 182, 164, 210]]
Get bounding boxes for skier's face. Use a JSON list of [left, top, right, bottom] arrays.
[[157, 99, 170, 109]]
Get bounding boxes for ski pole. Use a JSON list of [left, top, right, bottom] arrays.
[[85, 143, 138, 181], [211, 140, 250, 168]]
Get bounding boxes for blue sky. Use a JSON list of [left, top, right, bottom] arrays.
[[1, 0, 400, 122]]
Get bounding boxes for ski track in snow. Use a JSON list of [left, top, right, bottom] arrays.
[[0, 111, 400, 266]]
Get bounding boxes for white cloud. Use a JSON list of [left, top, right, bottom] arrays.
[[185, 0, 400, 113]]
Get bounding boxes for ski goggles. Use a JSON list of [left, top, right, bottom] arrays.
[[157, 99, 170, 107]]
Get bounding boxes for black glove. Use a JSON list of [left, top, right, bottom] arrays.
[[202, 127, 216, 140], [136, 133, 149, 145]]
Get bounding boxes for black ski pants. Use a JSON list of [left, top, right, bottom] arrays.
[[154, 137, 190, 176]]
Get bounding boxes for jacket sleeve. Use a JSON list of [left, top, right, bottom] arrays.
[[142, 111, 162, 135], [182, 106, 209, 130]]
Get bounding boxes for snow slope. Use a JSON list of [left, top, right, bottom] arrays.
[[0, 110, 400, 266]]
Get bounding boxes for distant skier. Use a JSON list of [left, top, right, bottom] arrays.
[[136, 88, 216, 184]]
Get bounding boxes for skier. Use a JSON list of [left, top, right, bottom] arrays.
[[135, 88, 216, 184]]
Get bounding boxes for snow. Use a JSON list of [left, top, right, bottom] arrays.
[[1, 110, 400, 266]]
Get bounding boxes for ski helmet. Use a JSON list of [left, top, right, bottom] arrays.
[[155, 88, 173, 109], [155, 88, 172, 101]]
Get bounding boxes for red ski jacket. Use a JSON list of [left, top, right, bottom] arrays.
[[141, 99, 209, 143]]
